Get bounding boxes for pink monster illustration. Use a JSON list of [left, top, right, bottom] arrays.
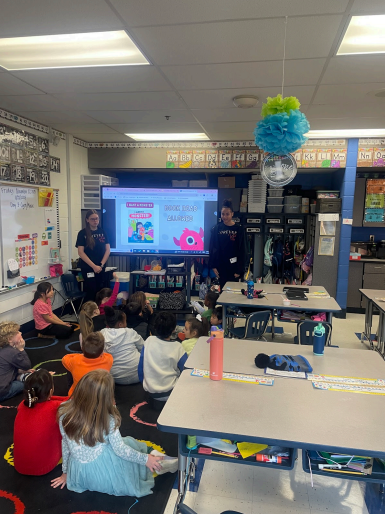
[[173, 228, 204, 251]]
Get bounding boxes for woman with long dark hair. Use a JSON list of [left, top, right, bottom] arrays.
[[75, 210, 111, 302]]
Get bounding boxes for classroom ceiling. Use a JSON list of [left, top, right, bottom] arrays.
[[0, 0, 384, 142]]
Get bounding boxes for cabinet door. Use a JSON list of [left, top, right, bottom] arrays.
[[347, 262, 364, 308], [363, 274, 385, 290], [365, 263, 385, 274]]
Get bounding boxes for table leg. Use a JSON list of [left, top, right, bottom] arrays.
[[362, 299, 374, 349], [223, 305, 227, 332], [326, 312, 332, 325], [377, 311, 385, 359], [173, 445, 188, 514], [271, 310, 275, 340]]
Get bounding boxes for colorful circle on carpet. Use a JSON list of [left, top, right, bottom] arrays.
[[129, 402, 156, 427], [65, 340, 81, 353], [71, 511, 115, 514], [4, 444, 14, 467], [24, 337, 58, 350], [33, 359, 66, 377], [0, 490, 25, 514]]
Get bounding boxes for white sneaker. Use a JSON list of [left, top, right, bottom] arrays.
[[150, 450, 178, 474]]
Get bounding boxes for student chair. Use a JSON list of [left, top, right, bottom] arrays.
[[58, 273, 86, 321], [296, 320, 332, 346], [228, 310, 271, 341]]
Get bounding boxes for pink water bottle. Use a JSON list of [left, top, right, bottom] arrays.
[[208, 328, 224, 381]]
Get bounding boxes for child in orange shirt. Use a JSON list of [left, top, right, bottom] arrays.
[[62, 332, 113, 396]]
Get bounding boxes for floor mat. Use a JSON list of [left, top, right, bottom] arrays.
[[0, 327, 177, 514]]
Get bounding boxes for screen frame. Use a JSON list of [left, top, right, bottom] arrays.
[[101, 185, 218, 257]]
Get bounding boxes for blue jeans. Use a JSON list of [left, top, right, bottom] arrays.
[[0, 380, 24, 401]]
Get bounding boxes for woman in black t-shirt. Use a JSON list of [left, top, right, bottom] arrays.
[[208, 199, 246, 290], [75, 209, 111, 302]]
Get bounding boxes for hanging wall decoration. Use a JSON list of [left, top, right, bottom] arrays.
[[253, 17, 310, 187]]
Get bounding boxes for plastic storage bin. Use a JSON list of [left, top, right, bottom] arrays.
[[268, 188, 285, 197], [267, 197, 284, 205], [267, 205, 284, 213], [110, 272, 130, 292], [284, 204, 301, 213], [284, 196, 302, 204], [316, 190, 339, 198]]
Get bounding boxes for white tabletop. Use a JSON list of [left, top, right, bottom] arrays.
[[157, 370, 385, 457], [360, 289, 385, 313], [218, 282, 341, 313], [185, 337, 385, 379]]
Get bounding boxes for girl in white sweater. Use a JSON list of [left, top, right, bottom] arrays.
[[101, 307, 144, 385]]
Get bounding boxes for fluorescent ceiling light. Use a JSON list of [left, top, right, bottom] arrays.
[[126, 133, 210, 141], [0, 31, 149, 70], [338, 15, 385, 55], [306, 129, 385, 138]]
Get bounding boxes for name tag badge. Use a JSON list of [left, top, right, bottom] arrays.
[[230, 257, 237, 264], [87, 272, 95, 278]]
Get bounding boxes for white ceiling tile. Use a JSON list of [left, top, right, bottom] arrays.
[[162, 58, 325, 91], [313, 83, 385, 104], [309, 117, 385, 130], [52, 123, 119, 134], [12, 67, 172, 94], [0, 74, 45, 95], [201, 121, 257, 134], [16, 110, 97, 124], [180, 86, 315, 109], [351, 0, 385, 13], [207, 132, 255, 141], [85, 110, 196, 123], [106, 122, 203, 134], [307, 103, 385, 119], [74, 133, 133, 143], [52, 92, 185, 111], [322, 56, 385, 85], [192, 108, 262, 123], [286, 15, 344, 59], [132, 20, 285, 65], [0, 0, 123, 37], [0, 94, 69, 111], [111, 0, 349, 26]]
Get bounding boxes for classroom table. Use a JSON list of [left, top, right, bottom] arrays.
[[184, 336, 384, 378], [158, 345, 385, 513], [360, 289, 385, 359], [219, 282, 341, 333]]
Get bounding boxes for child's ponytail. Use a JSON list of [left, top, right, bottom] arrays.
[[188, 315, 210, 338], [23, 369, 53, 408], [31, 282, 52, 305], [79, 301, 97, 339]]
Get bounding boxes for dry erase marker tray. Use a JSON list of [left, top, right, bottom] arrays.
[[179, 435, 297, 470], [303, 449, 385, 483]]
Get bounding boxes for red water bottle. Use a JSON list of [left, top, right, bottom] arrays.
[[208, 328, 224, 380]]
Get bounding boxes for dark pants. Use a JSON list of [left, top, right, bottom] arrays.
[[81, 267, 107, 303], [39, 323, 74, 340], [218, 264, 241, 291]]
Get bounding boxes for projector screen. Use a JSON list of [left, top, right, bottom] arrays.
[[101, 187, 218, 256]]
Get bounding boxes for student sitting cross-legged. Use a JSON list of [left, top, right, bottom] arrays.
[[124, 301, 150, 340], [14, 369, 68, 476], [101, 306, 144, 385], [62, 331, 113, 396], [138, 311, 187, 404]]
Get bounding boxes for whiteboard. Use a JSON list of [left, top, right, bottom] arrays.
[[0, 184, 59, 286]]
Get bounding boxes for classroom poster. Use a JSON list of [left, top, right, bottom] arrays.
[[14, 237, 38, 271]]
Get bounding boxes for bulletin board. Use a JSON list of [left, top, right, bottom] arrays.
[[0, 183, 60, 286]]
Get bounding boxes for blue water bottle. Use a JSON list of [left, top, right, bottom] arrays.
[[247, 279, 254, 299], [313, 323, 326, 355]]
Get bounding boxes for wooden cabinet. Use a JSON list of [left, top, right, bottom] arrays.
[[348, 261, 385, 309]]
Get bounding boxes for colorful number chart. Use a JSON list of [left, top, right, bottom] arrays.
[[191, 368, 274, 385]]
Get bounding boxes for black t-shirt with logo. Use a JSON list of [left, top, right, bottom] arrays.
[[75, 228, 109, 270]]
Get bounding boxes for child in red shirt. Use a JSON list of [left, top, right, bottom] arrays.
[[95, 273, 120, 315], [62, 332, 113, 396], [14, 369, 68, 475]]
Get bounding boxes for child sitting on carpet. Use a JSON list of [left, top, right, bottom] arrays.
[[138, 312, 187, 403], [124, 301, 150, 340], [210, 307, 223, 329], [129, 291, 154, 328], [51, 369, 177, 495], [0, 321, 33, 402], [202, 291, 220, 321], [79, 301, 106, 347], [95, 273, 120, 316], [62, 332, 113, 396], [182, 315, 210, 356], [31, 282, 74, 339], [101, 306, 144, 385], [14, 369, 68, 475]]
